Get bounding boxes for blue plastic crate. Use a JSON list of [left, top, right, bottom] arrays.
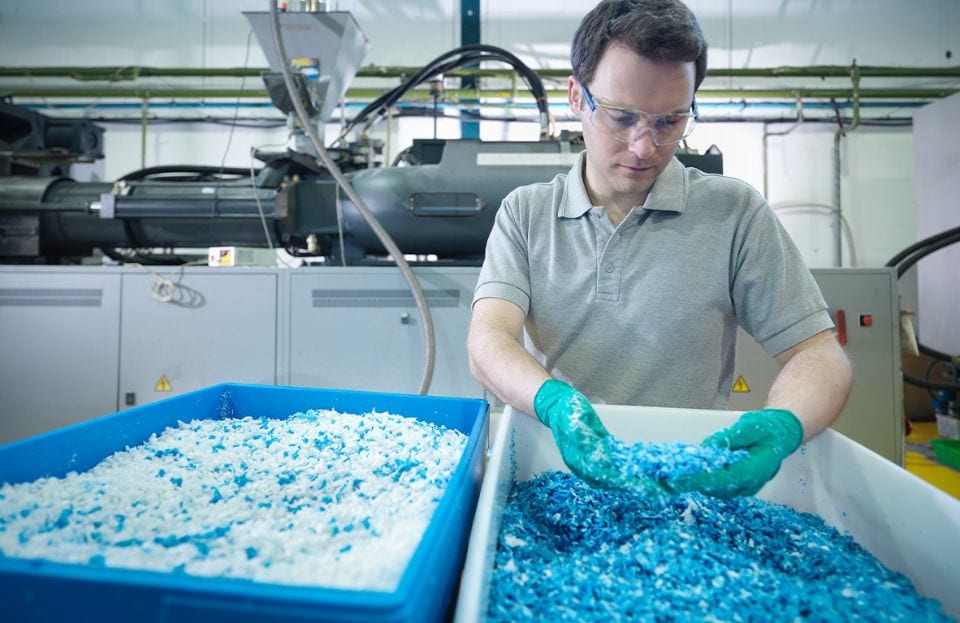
[[0, 383, 488, 623]]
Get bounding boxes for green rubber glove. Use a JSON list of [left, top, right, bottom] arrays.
[[666, 409, 804, 498], [533, 379, 666, 496]]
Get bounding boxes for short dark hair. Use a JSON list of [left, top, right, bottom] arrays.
[[571, 0, 708, 90]]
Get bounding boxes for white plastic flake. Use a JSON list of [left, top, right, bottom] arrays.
[[0, 409, 466, 591]]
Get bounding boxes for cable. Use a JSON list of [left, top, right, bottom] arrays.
[[108, 256, 207, 306], [117, 165, 253, 182], [884, 225, 960, 391], [334, 183, 347, 267], [884, 227, 960, 268], [923, 358, 959, 400], [209, 28, 256, 245], [217, 29, 255, 177], [770, 202, 859, 267], [268, 0, 435, 395], [248, 149, 275, 250], [335, 44, 551, 143]]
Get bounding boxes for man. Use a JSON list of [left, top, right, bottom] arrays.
[[467, 0, 852, 497]]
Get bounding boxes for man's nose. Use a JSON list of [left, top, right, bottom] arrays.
[[627, 128, 658, 158]]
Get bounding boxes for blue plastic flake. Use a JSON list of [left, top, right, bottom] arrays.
[[0, 407, 468, 592], [604, 437, 748, 481], [487, 472, 952, 622], [54, 508, 73, 529], [154, 534, 187, 548]]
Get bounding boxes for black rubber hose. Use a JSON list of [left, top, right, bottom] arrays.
[[892, 231, 960, 278], [344, 44, 549, 138], [118, 165, 254, 182], [884, 225, 960, 269], [904, 372, 959, 393], [885, 226, 960, 391]]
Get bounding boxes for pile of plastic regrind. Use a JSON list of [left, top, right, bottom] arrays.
[[0, 409, 466, 591], [488, 471, 952, 622], [604, 437, 749, 481]]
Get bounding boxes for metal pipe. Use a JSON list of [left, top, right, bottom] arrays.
[[140, 98, 148, 169], [831, 62, 863, 267], [2, 64, 959, 80], [3, 86, 957, 101]]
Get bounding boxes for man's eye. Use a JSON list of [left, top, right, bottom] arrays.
[[607, 111, 639, 128], [655, 115, 683, 130]]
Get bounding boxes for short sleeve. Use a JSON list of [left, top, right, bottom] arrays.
[[473, 192, 532, 315], [730, 200, 834, 356]]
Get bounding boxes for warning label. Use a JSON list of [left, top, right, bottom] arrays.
[[154, 375, 172, 392], [732, 375, 750, 393]]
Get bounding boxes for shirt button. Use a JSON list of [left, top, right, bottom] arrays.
[[605, 263, 614, 273]]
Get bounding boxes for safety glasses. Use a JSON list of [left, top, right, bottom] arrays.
[[579, 81, 698, 147]]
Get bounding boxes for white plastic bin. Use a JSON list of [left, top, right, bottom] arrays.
[[455, 405, 960, 622]]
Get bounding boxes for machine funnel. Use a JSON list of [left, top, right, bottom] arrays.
[[243, 11, 369, 123]]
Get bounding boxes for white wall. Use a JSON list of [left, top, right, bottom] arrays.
[[2, 0, 958, 269]]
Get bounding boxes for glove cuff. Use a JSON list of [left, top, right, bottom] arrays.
[[533, 379, 570, 426], [766, 408, 805, 454]]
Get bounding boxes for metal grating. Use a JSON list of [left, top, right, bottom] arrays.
[[311, 288, 461, 308], [0, 287, 103, 307]]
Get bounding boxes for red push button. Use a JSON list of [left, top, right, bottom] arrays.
[[859, 314, 873, 327]]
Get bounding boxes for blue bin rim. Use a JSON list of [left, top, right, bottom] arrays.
[[0, 382, 490, 616]]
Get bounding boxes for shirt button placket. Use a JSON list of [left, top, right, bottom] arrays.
[[598, 232, 621, 300]]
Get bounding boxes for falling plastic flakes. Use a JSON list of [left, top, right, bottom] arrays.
[[488, 472, 951, 622]]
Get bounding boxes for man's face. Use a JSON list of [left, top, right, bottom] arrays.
[[569, 44, 696, 209]]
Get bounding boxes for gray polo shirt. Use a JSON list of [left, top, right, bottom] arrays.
[[474, 151, 833, 409]]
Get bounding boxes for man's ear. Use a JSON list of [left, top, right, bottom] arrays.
[[567, 75, 581, 115]]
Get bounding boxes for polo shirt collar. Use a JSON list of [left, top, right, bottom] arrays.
[[560, 151, 687, 218]]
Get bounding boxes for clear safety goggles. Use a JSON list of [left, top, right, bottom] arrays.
[[579, 81, 699, 147]]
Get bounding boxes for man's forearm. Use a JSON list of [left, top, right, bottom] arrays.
[[467, 326, 551, 416], [767, 330, 853, 441]]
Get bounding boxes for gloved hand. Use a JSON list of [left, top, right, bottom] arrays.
[[533, 379, 666, 496], [666, 408, 804, 498]]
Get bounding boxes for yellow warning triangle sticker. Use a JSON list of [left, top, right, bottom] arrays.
[[732, 375, 750, 393], [154, 375, 172, 392]]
